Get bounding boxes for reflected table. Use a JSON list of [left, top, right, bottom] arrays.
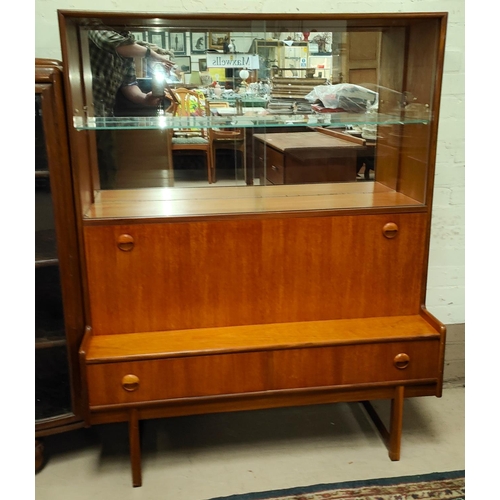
[[253, 131, 366, 185]]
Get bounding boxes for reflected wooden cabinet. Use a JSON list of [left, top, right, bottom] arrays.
[[58, 11, 448, 487], [253, 131, 361, 184], [35, 60, 85, 470]]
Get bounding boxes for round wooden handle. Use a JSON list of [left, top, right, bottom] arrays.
[[117, 234, 134, 251], [393, 353, 410, 370], [382, 222, 399, 239], [122, 374, 140, 391]]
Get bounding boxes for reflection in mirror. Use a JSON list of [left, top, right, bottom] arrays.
[[79, 22, 422, 191]]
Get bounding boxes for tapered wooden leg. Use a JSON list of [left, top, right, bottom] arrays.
[[388, 385, 404, 461], [35, 439, 44, 473], [129, 409, 142, 487], [361, 385, 405, 461]]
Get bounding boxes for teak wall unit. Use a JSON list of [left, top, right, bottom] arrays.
[[35, 60, 86, 470], [58, 11, 448, 487]]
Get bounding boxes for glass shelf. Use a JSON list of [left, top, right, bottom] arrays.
[[74, 112, 429, 131]]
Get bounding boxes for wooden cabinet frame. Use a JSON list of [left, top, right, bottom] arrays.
[[57, 11, 448, 487]]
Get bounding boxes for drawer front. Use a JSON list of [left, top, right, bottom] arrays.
[[87, 351, 269, 407], [265, 146, 284, 184], [87, 340, 439, 407], [270, 340, 439, 390]]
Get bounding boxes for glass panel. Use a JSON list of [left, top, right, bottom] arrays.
[[35, 95, 48, 172], [35, 265, 65, 342], [36, 346, 72, 420], [35, 92, 72, 421]]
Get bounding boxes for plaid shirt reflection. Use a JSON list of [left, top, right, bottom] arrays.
[[88, 30, 138, 116]]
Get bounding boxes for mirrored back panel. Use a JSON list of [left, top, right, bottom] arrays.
[[58, 11, 446, 219]]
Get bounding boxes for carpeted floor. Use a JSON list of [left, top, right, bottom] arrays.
[[207, 470, 465, 500]]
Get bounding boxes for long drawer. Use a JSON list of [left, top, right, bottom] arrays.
[[87, 340, 439, 407]]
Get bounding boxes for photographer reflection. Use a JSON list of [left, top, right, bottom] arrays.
[[146, 60, 184, 88], [88, 29, 176, 188]]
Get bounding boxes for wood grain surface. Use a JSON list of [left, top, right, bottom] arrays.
[[83, 213, 428, 335]]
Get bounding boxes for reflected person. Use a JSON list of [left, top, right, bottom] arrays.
[[88, 29, 175, 188]]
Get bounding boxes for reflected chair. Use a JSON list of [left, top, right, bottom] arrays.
[[167, 87, 213, 183], [206, 101, 246, 183]]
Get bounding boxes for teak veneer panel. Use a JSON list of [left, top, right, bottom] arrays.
[[84, 182, 421, 219], [97, 182, 394, 202], [86, 339, 440, 407], [83, 213, 428, 334], [85, 315, 441, 362]]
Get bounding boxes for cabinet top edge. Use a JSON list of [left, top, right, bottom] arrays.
[[82, 206, 428, 226], [35, 65, 62, 82], [57, 10, 448, 22], [57, 10, 448, 17]]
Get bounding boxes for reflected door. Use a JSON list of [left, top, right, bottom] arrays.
[[341, 32, 381, 85]]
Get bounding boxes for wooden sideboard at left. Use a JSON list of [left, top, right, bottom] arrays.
[[35, 59, 86, 472]]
